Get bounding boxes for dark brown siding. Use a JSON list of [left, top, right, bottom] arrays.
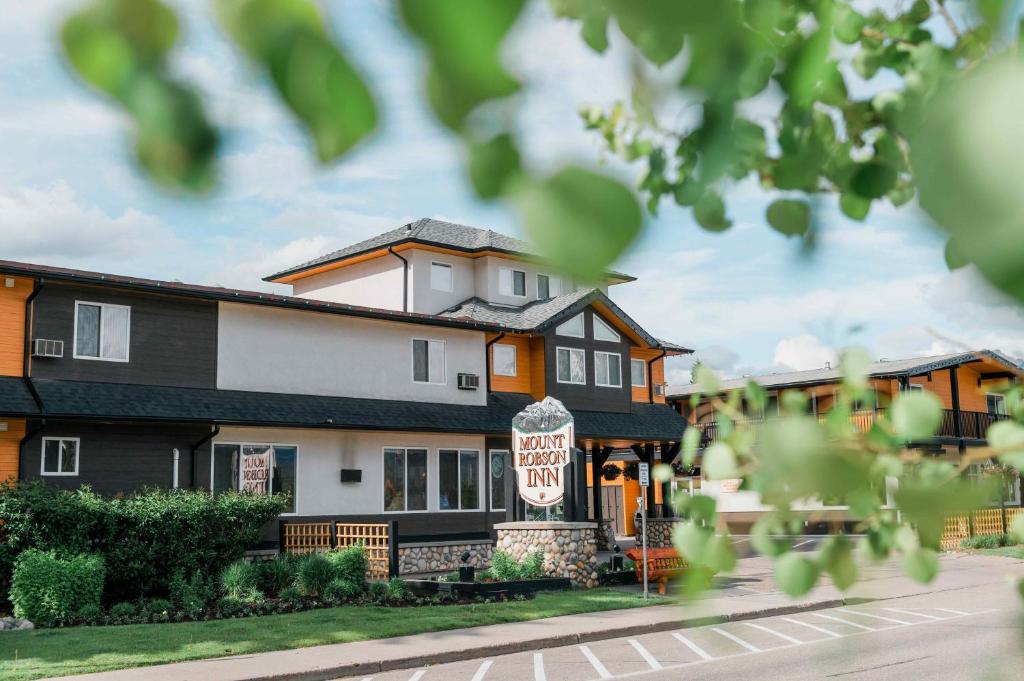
[[30, 283, 217, 388], [543, 308, 633, 413], [21, 420, 212, 495]]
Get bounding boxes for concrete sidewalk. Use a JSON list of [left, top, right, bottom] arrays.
[[49, 554, 1022, 681]]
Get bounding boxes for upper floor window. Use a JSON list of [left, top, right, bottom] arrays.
[[595, 351, 622, 387], [593, 316, 621, 343], [987, 393, 1007, 416], [631, 358, 646, 387], [537, 274, 560, 300], [430, 262, 453, 292], [412, 339, 446, 384], [499, 267, 527, 297], [493, 343, 517, 377], [41, 437, 79, 476], [556, 313, 584, 338], [438, 449, 480, 510], [556, 346, 586, 384], [74, 301, 130, 362]]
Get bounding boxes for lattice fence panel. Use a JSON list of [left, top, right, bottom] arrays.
[[1007, 507, 1024, 528], [972, 509, 1005, 536], [282, 522, 332, 555], [940, 513, 971, 551], [336, 522, 390, 581]]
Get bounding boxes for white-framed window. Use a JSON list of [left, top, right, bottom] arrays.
[[493, 343, 517, 377], [556, 313, 584, 338], [383, 447, 428, 512], [537, 274, 560, 300], [556, 346, 586, 384], [412, 338, 446, 384], [593, 316, 621, 343], [499, 267, 527, 297], [489, 449, 508, 511], [631, 358, 646, 387], [430, 262, 454, 292], [74, 301, 130, 362], [438, 449, 480, 510], [987, 393, 1007, 416], [210, 443, 299, 513], [905, 383, 924, 393], [41, 437, 79, 476], [595, 351, 622, 387]]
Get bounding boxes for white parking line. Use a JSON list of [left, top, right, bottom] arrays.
[[837, 609, 912, 625], [743, 621, 805, 645], [627, 639, 663, 670], [672, 632, 715, 660], [469, 660, 493, 681], [811, 613, 877, 632], [792, 539, 815, 548], [710, 627, 762, 652], [407, 671, 427, 681], [533, 652, 546, 681], [780, 617, 843, 638], [883, 607, 942, 620], [579, 645, 612, 679], [934, 608, 970, 616]]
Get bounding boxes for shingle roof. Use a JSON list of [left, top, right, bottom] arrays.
[[15, 379, 687, 441], [264, 218, 635, 282], [0, 377, 39, 416], [667, 350, 1024, 398]]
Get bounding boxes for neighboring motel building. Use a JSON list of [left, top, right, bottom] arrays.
[[0, 219, 688, 549], [668, 351, 1024, 532]]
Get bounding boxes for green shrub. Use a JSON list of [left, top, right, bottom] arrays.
[[220, 561, 260, 598], [520, 551, 545, 579], [323, 578, 362, 603], [169, 569, 213, 614], [960, 533, 1013, 549], [490, 550, 521, 581], [256, 556, 296, 597], [76, 603, 103, 623], [146, 598, 173, 615], [109, 602, 137, 620], [386, 577, 411, 602], [296, 554, 335, 598], [0, 482, 285, 603], [10, 549, 105, 627], [278, 585, 302, 603], [367, 581, 388, 602], [326, 544, 369, 584]]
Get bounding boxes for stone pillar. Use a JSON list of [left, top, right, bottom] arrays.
[[494, 521, 599, 588], [595, 519, 615, 551], [643, 518, 677, 549]]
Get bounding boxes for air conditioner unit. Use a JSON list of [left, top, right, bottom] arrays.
[[32, 338, 64, 358], [457, 373, 480, 390], [655, 383, 665, 397]]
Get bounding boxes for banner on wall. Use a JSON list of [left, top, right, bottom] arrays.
[[240, 447, 271, 495], [512, 396, 574, 507]]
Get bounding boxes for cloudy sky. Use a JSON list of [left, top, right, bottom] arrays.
[[3, 1, 1022, 386]]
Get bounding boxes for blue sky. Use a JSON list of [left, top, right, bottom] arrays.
[[2, 0, 1022, 385]]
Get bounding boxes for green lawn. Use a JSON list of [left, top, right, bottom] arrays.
[[0, 589, 665, 681], [980, 546, 1024, 559]]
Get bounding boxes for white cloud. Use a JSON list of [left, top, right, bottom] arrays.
[[772, 334, 837, 371], [203, 236, 340, 292]]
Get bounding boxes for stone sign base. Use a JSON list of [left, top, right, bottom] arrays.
[[642, 517, 677, 549], [494, 521, 599, 588]]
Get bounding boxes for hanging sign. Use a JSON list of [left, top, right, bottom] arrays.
[[512, 396, 574, 507], [240, 447, 271, 495]]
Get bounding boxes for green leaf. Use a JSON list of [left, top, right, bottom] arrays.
[[703, 443, 738, 480], [744, 380, 767, 413], [989, 420, 1024, 469], [834, 5, 865, 44], [775, 552, 820, 597], [766, 199, 810, 237], [943, 239, 970, 270], [468, 134, 521, 199], [398, 0, 525, 130], [840, 347, 872, 390], [516, 166, 642, 282], [890, 391, 943, 440], [694, 364, 720, 394], [652, 463, 673, 483], [839, 193, 871, 221], [694, 191, 731, 232], [1012, 514, 1024, 544], [850, 161, 898, 199], [818, 535, 857, 591], [751, 517, 789, 557], [673, 521, 710, 564], [903, 547, 938, 583], [704, 534, 737, 573], [682, 426, 701, 465]]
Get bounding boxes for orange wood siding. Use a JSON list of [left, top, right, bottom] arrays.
[[488, 334, 533, 394], [629, 349, 667, 404], [651, 358, 666, 404], [0, 276, 31, 377], [909, 366, 990, 411], [529, 336, 546, 399], [0, 420, 24, 482]]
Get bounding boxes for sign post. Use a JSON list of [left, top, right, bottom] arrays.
[[638, 462, 649, 599]]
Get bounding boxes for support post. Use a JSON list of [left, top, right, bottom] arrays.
[[950, 366, 963, 440], [591, 443, 603, 524], [388, 520, 400, 578], [575, 448, 587, 521]]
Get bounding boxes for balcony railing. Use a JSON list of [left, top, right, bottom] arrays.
[[697, 409, 1009, 447]]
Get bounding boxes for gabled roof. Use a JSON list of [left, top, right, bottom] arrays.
[[264, 218, 635, 283], [667, 350, 1024, 398]]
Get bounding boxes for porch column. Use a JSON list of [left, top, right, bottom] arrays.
[[590, 443, 603, 523], [949, 366, 963, 440], [659, 441, 680, 518]]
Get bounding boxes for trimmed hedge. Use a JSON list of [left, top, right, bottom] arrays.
[[0, 481, 285, 603], [10, 549, 105, 627]]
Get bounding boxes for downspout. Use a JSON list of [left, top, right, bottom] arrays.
[[648, 349, 667, 403], [387, 246, 409, 312], [19, 279, 46, 480], [190, 425, 220, 490], [485, 332, 506, 393]]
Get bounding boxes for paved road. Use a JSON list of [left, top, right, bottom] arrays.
[[356, 578, 1023, 681]]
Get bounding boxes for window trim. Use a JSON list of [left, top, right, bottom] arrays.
[[40, 436, 80, 476], [382, 445, 431, 514], [594, 350, 623, 388], [72, 300, 131, 363], [592, 315, 622, 343], [555, 312, 585, 338], [209, 441, 300, 515], [429, 261, 454, 292], [411, 338, 447, 385], [986, 392, 1007, 415], [499, 267, 528, 298], [492, 343, 517, 377], [437, 448, 482, 512], [630, 358, 647, 387], [555, 346, 586, 385], [488, 449, 509, 511]]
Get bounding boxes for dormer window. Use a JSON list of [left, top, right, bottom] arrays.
[[556, 313, 584, 338], [499, 267, 526, 297], [593, 316, 621, 343], [430, 262, 453, 292], [537, 274, 560, 300]]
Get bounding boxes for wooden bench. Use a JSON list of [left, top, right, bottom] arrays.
[[625, 547, 688, 594]]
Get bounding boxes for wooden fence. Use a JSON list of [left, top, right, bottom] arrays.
[[940, 507, 1024, 551], [280, 520, 397, 579]]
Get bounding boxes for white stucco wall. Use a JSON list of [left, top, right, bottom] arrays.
[[407, 249, 476, 315], [213, 427, 486, 516], [474, 256, 573, 306], [290, 256, 405, 310], [217, 302, 488, 405]]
